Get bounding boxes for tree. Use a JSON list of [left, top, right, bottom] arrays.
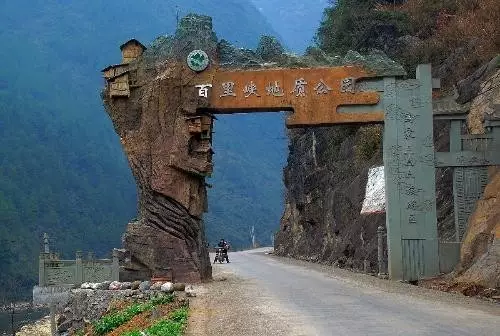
[[315, 0, 410, 54]]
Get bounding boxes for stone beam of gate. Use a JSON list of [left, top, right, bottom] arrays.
[[205, 66, 385, 127]]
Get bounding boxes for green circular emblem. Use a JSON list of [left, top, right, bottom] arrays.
[[187, 50, 209, 72]]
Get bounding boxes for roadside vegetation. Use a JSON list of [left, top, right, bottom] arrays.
[[74, 294, 188, 336]]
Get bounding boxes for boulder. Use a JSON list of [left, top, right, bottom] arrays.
[[120, 282, 132, 290], [131, 280, 141, 290], [139, 281, 151, 291], [109, 281, 121, 290], [80, 283, 92, 290], [150, 282, 163, 291], [95, 281, 111, 290], [455, 169, 500, 288], [173, 283, 186, 291], [160, 282, 174, 293]]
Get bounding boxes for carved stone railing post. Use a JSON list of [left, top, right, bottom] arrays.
[[39, 253, 46, 286], [43, 233, 50, 253], [75, 251, 83, 285], [377, 225, 388, 278], [112, 249, 120, 281]]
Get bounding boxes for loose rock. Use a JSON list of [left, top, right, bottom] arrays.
[[185, 285, 196, 297], [139, 281, 151, 291], [120, 282, 132, 290], [131, 280, 141, 290], [150, 282, 163, 291], [109, 281, 121, 290], [160, 282, 174, 293], [173, 283, 186, 291]]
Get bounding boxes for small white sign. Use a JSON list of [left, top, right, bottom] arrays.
[[361, 166, 386, 214]]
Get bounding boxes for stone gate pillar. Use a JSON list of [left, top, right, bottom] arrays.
[[383, 64, 439, 281]]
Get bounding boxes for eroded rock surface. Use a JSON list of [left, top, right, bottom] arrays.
[[456, 168, 500, 288], [454, 62, 500, 289], [102, 15, 219, 283]]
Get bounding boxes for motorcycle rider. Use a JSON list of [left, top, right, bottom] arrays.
[[217, 238, 230, 263]]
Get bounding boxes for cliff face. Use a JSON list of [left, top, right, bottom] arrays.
[[276, 126, 384, 269], [454, 62, 500, 289], [275, 123, 454, 270]]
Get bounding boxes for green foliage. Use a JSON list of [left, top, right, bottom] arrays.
[[149, 294, 175, 306], [205, 113, 286, 249], [354, 126, 383, 164], [256, 35, 285, 62], [93, 303, 149, 335], [0, 0, 283, 302], [169, 307, 189, 324], [93, 294, 175, 335], [316, 0, 410, 54], [122, 307, 189, 336]]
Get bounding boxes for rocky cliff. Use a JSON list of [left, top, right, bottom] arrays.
[[276, 55, 499, 283], [454, 59, 500, 290], [275, 122, 454, 271]]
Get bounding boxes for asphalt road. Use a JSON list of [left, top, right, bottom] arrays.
[[222, 249, 500, 336]]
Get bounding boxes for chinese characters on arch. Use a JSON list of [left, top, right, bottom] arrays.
[[195, 77, 356, 98]]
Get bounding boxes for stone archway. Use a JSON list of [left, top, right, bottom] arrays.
[[102, 14, 441, 283]]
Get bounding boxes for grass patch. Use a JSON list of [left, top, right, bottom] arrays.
[[92, 294, 175, 335], [122, 307, 189, 336]]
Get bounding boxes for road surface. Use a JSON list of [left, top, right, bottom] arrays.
[[205, 248, 500, 336]]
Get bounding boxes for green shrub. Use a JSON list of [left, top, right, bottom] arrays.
[[121, 307, 189, 336], [169, 307, 189, 324], [93, 294, 175, 335], [150, 294, 175, 306], [354, 125, 383, 164]]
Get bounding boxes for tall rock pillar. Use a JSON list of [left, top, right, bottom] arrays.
[[101, 15, 220, 282]]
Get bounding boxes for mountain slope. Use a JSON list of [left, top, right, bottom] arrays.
[[0, 0, 283, 301], [250, 0, 330, 52]]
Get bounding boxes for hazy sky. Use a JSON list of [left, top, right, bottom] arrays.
[[250, 0, 330, 52]]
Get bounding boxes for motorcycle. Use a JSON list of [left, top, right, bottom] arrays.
[[213, 246, 228, 264]]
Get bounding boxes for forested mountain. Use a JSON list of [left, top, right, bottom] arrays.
[[0, 0, 287, 302], [250, 0, 330, 52]]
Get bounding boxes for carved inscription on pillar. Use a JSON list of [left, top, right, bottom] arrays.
[[383, 65, 439, 281]]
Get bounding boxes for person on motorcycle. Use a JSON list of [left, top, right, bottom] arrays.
[[217, 238, 230, 263]]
